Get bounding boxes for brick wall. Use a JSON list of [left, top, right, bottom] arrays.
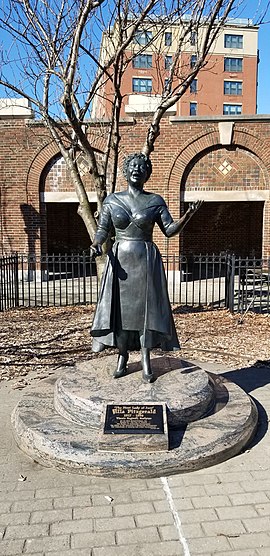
[[1, 115, 270, 258]]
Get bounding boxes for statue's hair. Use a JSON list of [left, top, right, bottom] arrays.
[[123, 152, 152, 182]]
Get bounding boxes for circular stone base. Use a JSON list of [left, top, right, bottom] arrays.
[[54, 355, 215, 427], [11, 356, 258, 478]]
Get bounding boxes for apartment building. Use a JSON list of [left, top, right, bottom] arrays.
[[92, 18, 258, 118]]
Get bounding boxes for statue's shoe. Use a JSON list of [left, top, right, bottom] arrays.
[[113, 365, 128, 379], [113, 354, 129, 379], [142, 367, 155, 383]]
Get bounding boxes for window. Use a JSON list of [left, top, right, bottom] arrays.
[[224, 80, 242, 95], [132, 77, 152, 93], [164, 78, 171, 93], [165, 55, 173, 69], [165, 32, 172, 46], [190, 102, 197, 116], [132, 55, 152, 69], [190, 31, 197, 46], [223, 104, 242, 115], [190, 54, 197, 68], [134, 30, 152, 45], [224, 57, 243, 72], [190, 79, 197, 93], [224, 34, 243, 49]]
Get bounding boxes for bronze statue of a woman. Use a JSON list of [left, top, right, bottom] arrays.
[[90, 153, 201, 383]]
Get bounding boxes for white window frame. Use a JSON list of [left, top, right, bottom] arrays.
[[134, 30, 152, 45], [132, 77, 153, 93], [190, 102, 197, 116], [224, 80, 242, 95], [132, 54, 152, 69], [165, 32, 172, 46], [224, 34, 243, 49], [190, 79, 198, 94], [223, 103, 242, 115], [224, 57, 243, 72]]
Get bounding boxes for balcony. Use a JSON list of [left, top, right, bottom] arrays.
[[125, 94, 176, 114]]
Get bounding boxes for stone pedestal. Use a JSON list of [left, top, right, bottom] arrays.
[[11, 355, 258, 478]]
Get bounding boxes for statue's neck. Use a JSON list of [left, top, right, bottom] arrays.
[[127, 184, 144, 198]]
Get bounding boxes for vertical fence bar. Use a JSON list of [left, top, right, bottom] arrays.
[[83, 252, 86, 305], [71, 253, 75, 305], [65, 253, 68, 306], [78, 254, 81, 305], [14, 253, 19, 307], [52, 254, 56, 306], [198, 254, 202, 307], [40, 255, 43, 307], [229, 254, 235, 313], [45, 253, 49, 306], [204, 255, 208, 306]]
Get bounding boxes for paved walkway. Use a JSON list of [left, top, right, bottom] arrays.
[[1, 359, 270, 556]]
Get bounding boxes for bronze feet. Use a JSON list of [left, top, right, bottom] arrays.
[[113, 350, 154, 383], [113, 353, 129, 379], [141, 348, 154, 383]]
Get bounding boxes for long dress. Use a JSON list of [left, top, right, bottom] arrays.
[[91, 190, 180, 352]]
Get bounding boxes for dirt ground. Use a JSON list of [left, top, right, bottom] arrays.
[[0, 305, 270, 388]]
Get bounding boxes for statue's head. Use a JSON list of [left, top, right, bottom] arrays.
[[123, 153, 152, 184]]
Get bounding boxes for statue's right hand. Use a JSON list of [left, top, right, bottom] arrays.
[[90, 244, 102, 259]]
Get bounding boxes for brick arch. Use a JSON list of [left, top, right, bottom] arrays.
[[26, 132, 132, 198], [26, 131, 111, 195], [165, 128, 218, 201], [26, 141, 61, 197], [167, 127, 270, 202], [164, 127, 270, 257]]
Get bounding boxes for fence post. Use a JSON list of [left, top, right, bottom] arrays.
[[14, 253, 20, 307], [226, 254, 235, 313]]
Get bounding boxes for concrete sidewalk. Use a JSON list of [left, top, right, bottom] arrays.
[[1, 360, 270, 556]]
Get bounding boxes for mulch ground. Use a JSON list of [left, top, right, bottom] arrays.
[[1, 305, 270, 389]]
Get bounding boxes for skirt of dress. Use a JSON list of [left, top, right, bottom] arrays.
[[91, 240, 180, 352]]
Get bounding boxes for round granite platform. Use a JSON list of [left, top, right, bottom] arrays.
[[11, 355, 258, 478], [54, 355, 215, 428]]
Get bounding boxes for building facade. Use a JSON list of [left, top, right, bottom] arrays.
[[92, 18, 258, 119], [1, 105, 270, 260]]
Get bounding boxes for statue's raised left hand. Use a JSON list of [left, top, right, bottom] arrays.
[[188, 200, 204, 214]]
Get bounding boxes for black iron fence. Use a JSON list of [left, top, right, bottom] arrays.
[[0, 253, 98, 311], [1, 252, 270, 313]]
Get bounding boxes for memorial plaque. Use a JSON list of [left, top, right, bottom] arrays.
[[104, 404, 164, 435], [98, 402, 168, 453]]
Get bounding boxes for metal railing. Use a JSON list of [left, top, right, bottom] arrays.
[[226, 255, 270, 314], [0, 254, 19, 311], [1, 252, 270, 313], [1, 253, 98, 310]]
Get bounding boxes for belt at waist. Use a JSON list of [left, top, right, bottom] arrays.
[[115, 235, 153, 242]]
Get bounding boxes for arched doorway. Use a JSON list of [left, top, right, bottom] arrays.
[[183, 200, 263, 256], [181, 146, 268, 257], [40, 154, 98, 254]]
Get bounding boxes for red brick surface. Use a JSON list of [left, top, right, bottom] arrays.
[[1, 116, 270, 257]]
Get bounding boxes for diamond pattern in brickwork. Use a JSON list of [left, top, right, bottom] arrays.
[[218, 160, 233, 176]]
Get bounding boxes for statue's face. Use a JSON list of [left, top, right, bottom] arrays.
[[127, 157, 148, 188]]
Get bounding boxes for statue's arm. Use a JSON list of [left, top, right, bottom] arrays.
[[90, 202, 112, 256], [158, 201, 203, 238]]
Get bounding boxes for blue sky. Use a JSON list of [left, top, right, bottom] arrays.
[[240, 1, 270, 113], [0, 1, 269, 114]]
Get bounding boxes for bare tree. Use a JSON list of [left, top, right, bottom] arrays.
[[0, 0, 159, 245], [0, 0, 259, 258]]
